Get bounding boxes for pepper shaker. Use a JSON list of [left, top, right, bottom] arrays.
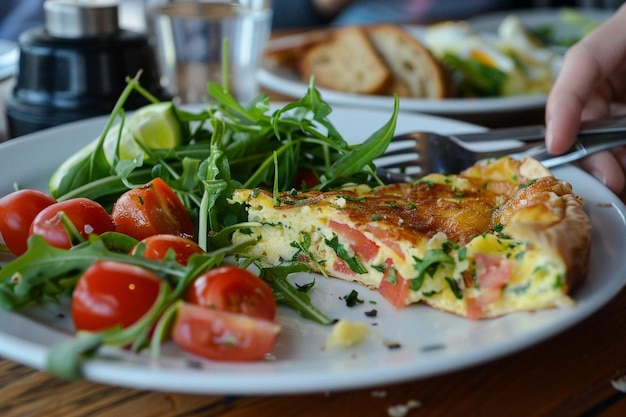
[[4, 0, 167, 138]]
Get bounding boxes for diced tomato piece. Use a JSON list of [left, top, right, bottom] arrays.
[[329, 220, 379, 262], [474, 253, 513, 307], [378, 259, 408, 309], [474, 253, 512, 289], [466, 297, 482, 320], [364, 224, 405, 260], [333, 258, 355, 277]]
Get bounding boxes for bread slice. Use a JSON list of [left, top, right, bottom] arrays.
[[366, 25, 449, 98], [263, 30, 331, 69], [298, 27, 392, 95]]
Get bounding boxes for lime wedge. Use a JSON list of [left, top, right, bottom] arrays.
[[49, 102, 183, 197], [103, 102, 183, 164]]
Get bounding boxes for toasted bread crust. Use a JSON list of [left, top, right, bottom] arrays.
[[298, 27, 392, 95], [366, 25, 449, 98]]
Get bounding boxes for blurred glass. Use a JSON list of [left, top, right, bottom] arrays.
[[145, 0, 272, 104]]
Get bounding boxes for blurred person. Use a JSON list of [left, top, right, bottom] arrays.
[[271, 0, 571, 28], [545, 2, 626, 194]]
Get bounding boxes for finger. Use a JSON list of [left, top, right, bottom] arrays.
[[546, 5, 626, 153], [579, 151, 626, 194]]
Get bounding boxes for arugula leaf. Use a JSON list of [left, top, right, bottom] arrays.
[[324, 235, 368, 275], [258, 262, 333, 325], [409, 249, 455, 291], [330, 95, 399, 178]]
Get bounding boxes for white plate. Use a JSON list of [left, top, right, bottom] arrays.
[[468, 7, 613, 48], [258, 29, 549, 116], [1, 107, 626, 395]]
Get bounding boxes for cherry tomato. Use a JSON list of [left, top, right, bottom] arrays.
[[186, 266, 276, 321], [72, 261, 165, 332], [132, 234, 204, 266], [0, 189, 56, 255], [293, 168, 320, 189], [29, 198, 115, 249], [172, 302, 280, 361], [112, 177, 194, 241]]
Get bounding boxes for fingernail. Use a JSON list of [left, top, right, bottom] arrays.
[[591, 170, 607, 185]]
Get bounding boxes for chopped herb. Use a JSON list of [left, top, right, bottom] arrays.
[[364, 309, 378, 317], [508, 281, 531, 295], [445, 277, 463, 299], [384, 340, 402, 350], [371, 213, 382, 221], [386, 265, 398, 285], [410, 249, 454, 291], [291, 232, 327, 276], [519, 179, 538, 189], [343, 289, 364, 307], [441, 240, 459, 254], [295, 279, 316, 293], [407, 202, 417, 210], [554, 274, 564, 289], [339, 194, 366, 202], [325, 235, 368, 274], [417, 179, 435, 187], [420, 343, 445, 352]]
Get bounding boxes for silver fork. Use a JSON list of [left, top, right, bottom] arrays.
[[376, 129, 626, 182]]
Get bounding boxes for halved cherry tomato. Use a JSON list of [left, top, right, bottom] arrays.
[[293, 168, 320, 189], [185, 266, 276, 321], [132, 234, 204, 266], [29, 198, 115, 249], [0, 189, 56, 255], [112, 177, 194, 241], [172, 302, 280, 361], [71, 261, 165, 332]]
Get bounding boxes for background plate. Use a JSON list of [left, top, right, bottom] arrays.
[[468, 7, 613, 52], [259, 30, 548, 117], [1, 107, 625, 395]]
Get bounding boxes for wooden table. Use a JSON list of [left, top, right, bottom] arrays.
[[2, 41, 626, 417], [1, 289, 625, 417]]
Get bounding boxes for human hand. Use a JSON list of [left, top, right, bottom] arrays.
[[545, 4, 626, 194]]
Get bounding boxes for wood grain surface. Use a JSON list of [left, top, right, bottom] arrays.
[[1, 286, 625, 417]]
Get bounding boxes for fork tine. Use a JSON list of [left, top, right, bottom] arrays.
[[389, 133, 419, 143], [378, 147, 418, 158]]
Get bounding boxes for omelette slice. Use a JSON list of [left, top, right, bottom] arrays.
[[229, 157, 591, 319]]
